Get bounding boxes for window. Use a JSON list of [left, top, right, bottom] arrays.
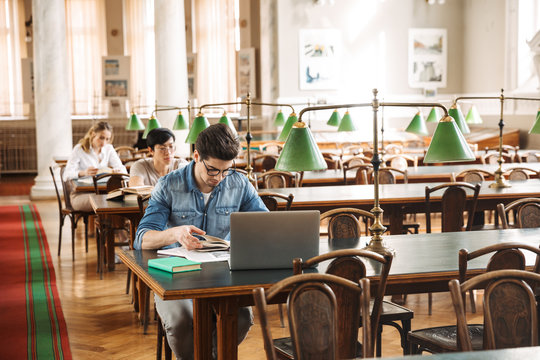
[[0, 0, 22, 116]]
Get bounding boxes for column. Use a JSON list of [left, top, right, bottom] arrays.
[[154, 0, 190, 157], [30, 0, 72, 199]]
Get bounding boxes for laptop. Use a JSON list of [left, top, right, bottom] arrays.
[[229, 210, 320, 270]]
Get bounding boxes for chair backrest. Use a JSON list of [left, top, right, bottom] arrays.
[[115, 146, 136, 161], [425, 182, 481, 233], [449, 270, 540, 351], [481, 152, 513, 165], [253, 273, 372, 359], [385, 155, 416, 171], [258, 170, 298, 189], [320, 208, 375, 241], [259, 143, 283, 155], [504, 167, 537, 181], [93, 173, 130, 194], [258, 192, 294, 211], [293, 249, 392, 358], [343, 164, 373, 185], [324, 156, 342, 170], [523, 151, 540, 163], [133, 148, 151, 158], [497, 197, 540, 229], [58, 165, 76, 210], [342, 156, 371, 169], [49, 165, 65, 214], [252, 154, 279, 172], [373, 167, 407, 185], [385, 143, 403, 155]]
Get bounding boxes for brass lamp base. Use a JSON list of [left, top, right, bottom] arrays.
[[488, 175, 511, 189], [363, 238, 395, 256]]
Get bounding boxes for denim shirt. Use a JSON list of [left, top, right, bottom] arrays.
[[134, 161, 268, 250]]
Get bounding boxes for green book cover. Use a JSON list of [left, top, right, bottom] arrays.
[[148, 257, 202, 273]]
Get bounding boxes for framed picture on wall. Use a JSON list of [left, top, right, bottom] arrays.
[[102, 55, 130, 98], [237, 48, 257, 98], [298, 29, 341, 90], [408, 28, 447, 89]]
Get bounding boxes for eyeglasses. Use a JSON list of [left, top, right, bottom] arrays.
[[155, 144, 176, 153], [202, 159, 236, 177]]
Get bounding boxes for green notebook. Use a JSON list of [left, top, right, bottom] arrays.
[[148, 257, 202, 273]]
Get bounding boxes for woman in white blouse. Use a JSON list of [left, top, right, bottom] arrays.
[[64, 121, 127, 211]]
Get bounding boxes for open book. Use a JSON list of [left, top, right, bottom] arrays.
[[194, 234, 230, 252], [106, 185, 153, 201]]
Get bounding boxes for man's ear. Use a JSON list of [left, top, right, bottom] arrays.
[[193, 150, 200, 162], [147, 146, 153, 156]]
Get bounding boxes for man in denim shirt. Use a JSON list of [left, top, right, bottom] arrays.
[[135, 124, 267, 359]]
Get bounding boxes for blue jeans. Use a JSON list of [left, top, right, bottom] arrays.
[[155, 295, 254, 360]]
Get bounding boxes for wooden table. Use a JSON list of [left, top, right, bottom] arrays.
[[298, 162, 540, 186], [376, 345, 540, 360], [118, 228, 540, 360], [263, 179, 540, 235]]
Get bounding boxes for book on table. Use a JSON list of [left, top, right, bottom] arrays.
[[194, 234, 230, 252], [147, 256, 201, 273], [106, 185, 153, 201]]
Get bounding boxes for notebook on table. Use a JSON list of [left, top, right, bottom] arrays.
[[229, 210, 320, 270]]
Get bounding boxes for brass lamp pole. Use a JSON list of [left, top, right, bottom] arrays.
[[199, 93, 295, 181], [297, 89, 450, 255], [455, 89, 540, 188]]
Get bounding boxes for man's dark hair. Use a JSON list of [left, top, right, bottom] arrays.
[[196, 123, 239, 160], [146, 128, 175, 150]]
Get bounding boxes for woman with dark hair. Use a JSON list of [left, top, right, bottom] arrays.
[[129, 128, 188, 186], [64, 121, 126, 211]]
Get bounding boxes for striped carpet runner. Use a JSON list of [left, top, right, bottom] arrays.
[[0, 204, 71, 359]]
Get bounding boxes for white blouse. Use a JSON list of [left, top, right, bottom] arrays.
[[64, 143, 127, 179]]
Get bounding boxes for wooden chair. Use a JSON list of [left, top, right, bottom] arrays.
[[504, 167, 539, 181], [253, 270, 373, 359], [497, 197, 540, 229], [449, 269, 540, 351], [232, 168, 258, 188], [343, 164, 373, 185], [258, 192, 294, 211], [319, 211, 413, 356], [425, 182, 481, 234], [115, 145, 136, 161], [408, 242, 540, 354], [384, 143, 404, 155], [323, 155, 343, 170], [481, 152, 514, 165], [451, 169, 496, 229], [133, 148, 151, 158], [259, 142, 283, 155], [49, 165, 93, 260], [342, 156, 372, 169], [373, 168, 420, 234], [93, 173, 130, 194], [520, 151, 540, 163], [257, 170, 300, 189], [384, 154, 417, 171], [252, 154, 279, 172], [341, 144, 365, 156], [484, 145, 519, 160]]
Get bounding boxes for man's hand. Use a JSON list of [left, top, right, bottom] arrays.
[[170, 225, 206, 250]]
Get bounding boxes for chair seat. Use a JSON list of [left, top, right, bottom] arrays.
[[273, 336, 364, 359], [408, 324, 483, 353], [379, 300, 413, 321]]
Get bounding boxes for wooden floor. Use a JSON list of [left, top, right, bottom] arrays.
[[1, 195, 484, 359]]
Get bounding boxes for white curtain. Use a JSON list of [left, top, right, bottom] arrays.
[[124, 0, 155, 112], [65, 0, 107, 115], [0, 0, 23, 116], [194, 0, 237, 105]]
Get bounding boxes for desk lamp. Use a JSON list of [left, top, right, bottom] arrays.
[[454, 89, 540, 188], [465, 105, 483, 124], [405, 111, 429, 136], [277, 89, 465, 256], [198, 94, 295, 181]]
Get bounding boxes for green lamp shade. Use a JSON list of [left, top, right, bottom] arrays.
[[327, 110, 341, 127], [218, 112, 237, 136], [405, 112, 428, 136], [337, 111, 356, 132], [426, 107, 439, 123], [275, 122, 328, 171], [142, 116, 162, 139], [126, 112, 145, 131], [465, 105, 483, 124], [172, 111, 188, 130], [274, 111, 285, 126], [424, 116, 475, 163], [185, 113, 210, 144], [448, 104, 470, 135], [529, 110, 540, 134], [277, 113, 298, 142]]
